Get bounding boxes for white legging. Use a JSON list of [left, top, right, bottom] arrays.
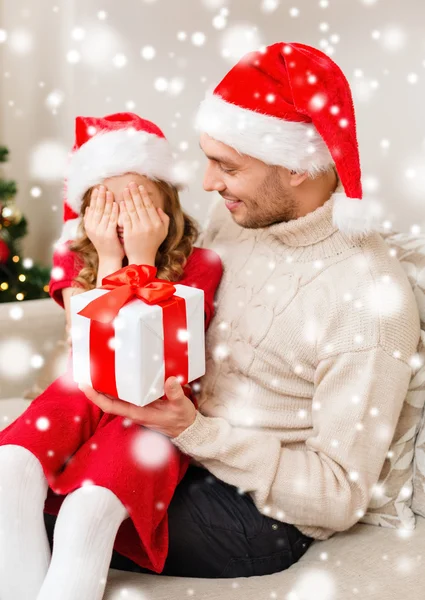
[[0, 444, 128, 600]]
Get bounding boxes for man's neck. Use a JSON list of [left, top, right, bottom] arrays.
[[295, 168, 339, 219]]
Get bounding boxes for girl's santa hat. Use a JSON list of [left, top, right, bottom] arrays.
[[59, 112, 185, 243], [196, 42, 381, 235]]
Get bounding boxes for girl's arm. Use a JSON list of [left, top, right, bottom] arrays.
[[96, 256, 123, 287], [178, 247, 223, 330], [62, 286, 86, 345], [60, 257, 121, 347]]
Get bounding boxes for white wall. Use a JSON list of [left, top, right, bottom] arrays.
[[1, 0, 424, 265]]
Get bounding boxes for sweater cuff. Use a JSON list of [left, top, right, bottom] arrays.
[[171, 410, 213, 456]]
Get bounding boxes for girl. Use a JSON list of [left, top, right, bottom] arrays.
[[0, 113, 223, 600]]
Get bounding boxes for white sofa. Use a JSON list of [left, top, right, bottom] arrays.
[[1, 298, 423, 599]]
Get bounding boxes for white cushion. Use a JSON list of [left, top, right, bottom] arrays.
[[2, 397, 423, 600]]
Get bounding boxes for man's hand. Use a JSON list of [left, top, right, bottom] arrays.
[[78, 376, 197, 439]]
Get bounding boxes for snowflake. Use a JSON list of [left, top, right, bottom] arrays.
[[286, 568, 336, 600], [396, 555, 414, 575], [80, 24, 121, 69], [131, 429, 173, 469], [30, 186, 42, 198], [407, 72, 419, 84], [220, 24, 263, 63], [0, 338, 34, 379], [168, 77, 185, 96], [141, 45, 156, 60], [9, 306, 24, 320], [366, 278, 403, 317], [261, 0, 280, 13], [192, 32, 206, 46], [154, 77, 168, 92], [362, 175, 380, 193], [213, 14, 227, 29], [30, 141, 68, 181], [45, 90, 64, 110], [380, 26, 406, 52], [113, 53, 127, 68], [36, 417, 50, 431], [9, 28, 33, 55], [71, 27, 85, 41], [309, 93, 327, 111], [30, 354, 44, 369], [352, 76, 381, 103], [201, 0, 227, 8], [107, 336, 121, 352]]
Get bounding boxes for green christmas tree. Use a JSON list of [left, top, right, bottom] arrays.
[[0, 146, 51, 302]]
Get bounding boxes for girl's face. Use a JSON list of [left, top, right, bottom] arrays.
[[100, 173, 165, 244]]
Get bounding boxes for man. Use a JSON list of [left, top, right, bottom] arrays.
[[78, 42, 421, 578]]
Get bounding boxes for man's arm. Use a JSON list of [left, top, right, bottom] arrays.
[[171, 346, 413, 533]]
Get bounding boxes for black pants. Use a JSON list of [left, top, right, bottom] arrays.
[[44, 465, 314, 578]]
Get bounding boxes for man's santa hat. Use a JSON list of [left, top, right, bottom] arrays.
[[196, 42, 381, 235], [59, 112, 185, 243]]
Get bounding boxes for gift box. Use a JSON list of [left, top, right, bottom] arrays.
[[70, 264, 205, 406]]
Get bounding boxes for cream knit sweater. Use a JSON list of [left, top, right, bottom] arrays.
[[171, 194, 421, 540]]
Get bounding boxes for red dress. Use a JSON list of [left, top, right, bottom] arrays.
[[0, 245, 222, 573]]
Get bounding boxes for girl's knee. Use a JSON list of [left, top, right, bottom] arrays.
[[61, 486, 128, 524], [0, 444, 42, 475]]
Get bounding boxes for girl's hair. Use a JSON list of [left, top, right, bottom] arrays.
[[69, 179, 199, 290]]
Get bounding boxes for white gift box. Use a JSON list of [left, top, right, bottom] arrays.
[[70, 284, 205, 406]]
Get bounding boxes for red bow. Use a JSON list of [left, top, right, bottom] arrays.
[[78, 264, 176, 323], [76, 264, 189, 400]]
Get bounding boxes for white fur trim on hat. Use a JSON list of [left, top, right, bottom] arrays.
[[196, 92, 333, 175], [332, 193, 382, 236], [55, 218, 81, 246], [66, 129, 185, 214]]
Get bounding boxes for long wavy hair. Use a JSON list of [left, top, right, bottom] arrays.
[[69, 179, 199, 290]]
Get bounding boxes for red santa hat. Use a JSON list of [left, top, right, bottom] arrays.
[[196, 42, 381, 235], [59, 112, 185, 243]]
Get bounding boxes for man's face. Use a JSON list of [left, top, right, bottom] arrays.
[[200, 133, 298, 229]]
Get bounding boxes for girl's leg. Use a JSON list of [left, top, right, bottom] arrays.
[[36, 486, 128, 600], [0, 445, 51, 600]]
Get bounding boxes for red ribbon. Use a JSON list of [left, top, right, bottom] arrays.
[[77, 264, 189, 400]]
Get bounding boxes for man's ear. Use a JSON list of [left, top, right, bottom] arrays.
[[289, 170, 309, 187]]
